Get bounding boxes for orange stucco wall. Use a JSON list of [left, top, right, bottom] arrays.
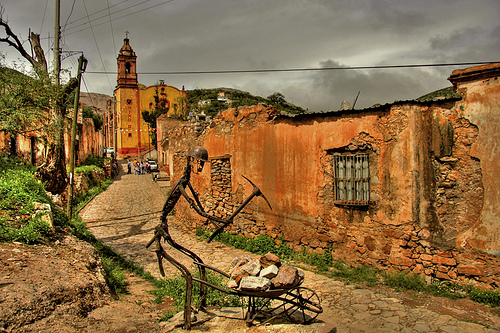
[[159, 64, 500, 286], [450, 65, 500, 251]]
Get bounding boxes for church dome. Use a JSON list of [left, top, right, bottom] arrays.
[[119, 38, 136, 57]]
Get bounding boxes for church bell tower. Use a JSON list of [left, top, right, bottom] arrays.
[[116, 37, 138, 89], [114, 36, 142, 157]]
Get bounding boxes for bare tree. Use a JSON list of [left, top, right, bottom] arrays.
[[0, 6, 78, 194]]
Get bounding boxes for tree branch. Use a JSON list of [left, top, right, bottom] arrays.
[[0, 6, 48, 78]]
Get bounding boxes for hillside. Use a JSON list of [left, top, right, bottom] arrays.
[[416, 86, 461, 102], [79, 92, 113, 112], [187, 88, 306, 117]]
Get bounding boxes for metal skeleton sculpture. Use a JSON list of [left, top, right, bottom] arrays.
[[147, 146, 271, 330]]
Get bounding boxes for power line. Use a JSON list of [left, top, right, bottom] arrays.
[[85, 61, 499, 75], [62, 0, 78, 32], [107, 0, 117, 56], [63, 0, 176, 36], [63, 0, 132, 29], [64, 0, 152, 33], [82, 0, 114, 92]]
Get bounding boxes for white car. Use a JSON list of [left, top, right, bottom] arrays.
[[148, 159, 158, 171], [105, 147, 115, 155]]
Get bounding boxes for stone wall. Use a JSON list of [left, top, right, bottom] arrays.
[[204, 157, 234, 219]]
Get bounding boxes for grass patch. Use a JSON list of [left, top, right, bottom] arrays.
[[101, 257, 129, 294], [150, 269, 241, 312], [330, 260, 379, 285], [383, 270, 428, 292], [466, 285, 500, 307], [197, 229, 294, 260], [383, 270, 469, 301]]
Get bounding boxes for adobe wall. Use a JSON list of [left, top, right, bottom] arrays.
[[1, 112, 101, 167], [448, 64, 500, 253], [165, 65, 500, 287]]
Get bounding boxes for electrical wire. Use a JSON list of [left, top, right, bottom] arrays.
[[63, 0, 156, 33], [107, 0, 117, 56], [62, 0, 78, 33], [63, 0, 176, 37], [39, 0, 49, 34], [82, 0, 114, 92], [85, 61, 500, 75], [63, 0, 132, 28]]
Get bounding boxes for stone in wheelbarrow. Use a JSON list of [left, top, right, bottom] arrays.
[[230, 258, 261, 279], [239, 276, 271, 291], [271, 263, 302, 289]]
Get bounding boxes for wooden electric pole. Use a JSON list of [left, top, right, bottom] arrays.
[[66, 55, 88, 217], [53, 0, 60, 84]]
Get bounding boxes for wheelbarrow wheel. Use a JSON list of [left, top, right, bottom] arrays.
[[283, 287, 322, 324]]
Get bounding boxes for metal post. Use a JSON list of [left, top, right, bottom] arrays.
[[67, 55, 88, 217]]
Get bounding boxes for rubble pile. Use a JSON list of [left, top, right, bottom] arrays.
[[226, 253, 304, 292]]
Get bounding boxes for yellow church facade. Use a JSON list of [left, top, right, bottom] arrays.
[[114, 38, 187, 157]]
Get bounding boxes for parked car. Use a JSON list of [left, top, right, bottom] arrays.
[[105, 147, 115, 156], [148, 159, 158, 171]]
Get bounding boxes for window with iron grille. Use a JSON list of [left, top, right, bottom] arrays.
[[333, 153, 370, 206]]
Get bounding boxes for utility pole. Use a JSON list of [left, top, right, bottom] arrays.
[[53, 0, 60, 85], [67, 55, 88, 217]]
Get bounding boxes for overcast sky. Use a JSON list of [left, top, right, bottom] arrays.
[[1, 0, 499, 111]]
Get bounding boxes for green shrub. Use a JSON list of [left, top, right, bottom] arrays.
[[383, 270, 427, 292], [81, 155, 106, 168], [427, 281, 464, 300], [467, 286, 500, 307], [158, 311, 175, 322], [298, 251, 333, 272], [0, 157, 53, 244], [243, 234, 276, 254], [331, 260, 379, 285], [0, 215, 51, 244], [74, 164, 101, 175]]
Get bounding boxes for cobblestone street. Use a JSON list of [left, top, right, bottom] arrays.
[[80, 161, 500, 333]]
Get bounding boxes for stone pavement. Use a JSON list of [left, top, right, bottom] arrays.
[[80, 160, 500, 333]]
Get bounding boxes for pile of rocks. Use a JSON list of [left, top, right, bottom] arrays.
[[226, 253, 304, 292]]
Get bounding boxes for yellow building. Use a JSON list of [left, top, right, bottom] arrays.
[[114, 37, 187, 157]]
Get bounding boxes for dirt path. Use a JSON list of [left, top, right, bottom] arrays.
[[78, 161, 500, 333]]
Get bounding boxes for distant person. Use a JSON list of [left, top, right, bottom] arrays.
[[127, 160, 132, 174], [134, 160, 140, 175]]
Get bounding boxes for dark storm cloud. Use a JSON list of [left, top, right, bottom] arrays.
[[1, 0, 499, 111]]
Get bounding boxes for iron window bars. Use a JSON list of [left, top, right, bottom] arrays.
[[333, 153, 370, 206]]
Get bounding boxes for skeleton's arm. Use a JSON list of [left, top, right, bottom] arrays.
[[178, 182, 229, 227]]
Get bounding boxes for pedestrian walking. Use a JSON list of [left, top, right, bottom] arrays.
[[134, 160, 140, 175], [127, 160, 132, 174]]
